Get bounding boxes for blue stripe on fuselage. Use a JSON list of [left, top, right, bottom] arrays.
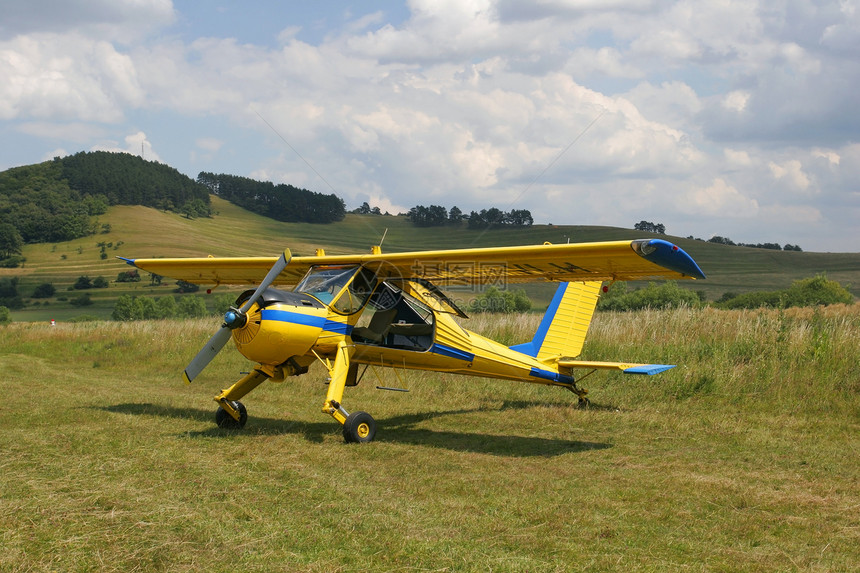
[[261, 309, 352, 334], [529, 367, 574, 385], [430, 343, 475, 362]]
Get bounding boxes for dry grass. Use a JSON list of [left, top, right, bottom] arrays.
[[1, 305, 858, 571]]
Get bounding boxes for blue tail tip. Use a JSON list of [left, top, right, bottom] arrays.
[[624, 364, 676, 375]]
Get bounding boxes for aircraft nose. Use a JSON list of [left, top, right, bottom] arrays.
[[231, 304, 326, 366], [224, 309, 247, 329]]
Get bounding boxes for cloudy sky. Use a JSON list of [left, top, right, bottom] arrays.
[[2, 0, 858, 252]]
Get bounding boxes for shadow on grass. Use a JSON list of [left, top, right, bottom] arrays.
[[100, 401, 611, 457]]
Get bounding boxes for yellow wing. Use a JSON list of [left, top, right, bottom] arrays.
[[119, 238, 705, 287]]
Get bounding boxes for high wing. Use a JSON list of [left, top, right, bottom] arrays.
[[119, 238, 705, 287]]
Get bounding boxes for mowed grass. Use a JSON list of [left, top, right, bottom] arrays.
[[2, 305, 859, 572]]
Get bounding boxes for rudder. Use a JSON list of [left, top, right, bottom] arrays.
[[510, 281, 602, 362]]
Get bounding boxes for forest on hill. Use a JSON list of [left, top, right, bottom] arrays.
[[0, 151, 210, 249], [196, 172, 346, 224], [0, 153, 348, 263]]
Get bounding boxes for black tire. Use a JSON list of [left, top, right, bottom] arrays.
[[215, 401, 248, 429], [343, 411, 376, 443]]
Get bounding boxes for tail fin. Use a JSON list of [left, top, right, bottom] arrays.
[[510, 281, 602, 362]]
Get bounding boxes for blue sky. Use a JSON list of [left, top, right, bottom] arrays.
[[1, 0, 858, 252]]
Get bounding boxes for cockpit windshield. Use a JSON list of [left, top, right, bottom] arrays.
[[294, 265, 358, 303]]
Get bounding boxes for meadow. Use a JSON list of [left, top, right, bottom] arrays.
[[2, 304, 858, 572]]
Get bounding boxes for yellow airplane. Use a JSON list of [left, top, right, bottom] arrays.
[[120, 238, 705, 442]]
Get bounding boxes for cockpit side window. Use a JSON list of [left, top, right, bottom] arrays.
[[332, 267, 377, 314]]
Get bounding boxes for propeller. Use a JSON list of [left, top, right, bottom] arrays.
[[183, 249, 292, 384]]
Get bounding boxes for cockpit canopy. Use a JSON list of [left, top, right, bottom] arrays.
[[295, 265, 376, 314]]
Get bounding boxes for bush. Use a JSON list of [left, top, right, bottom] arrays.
[[32, 283, 56, 298], [70, 293, 93, 307], [469, 286, 531, 313], [0, 306, 10, 324], [177, 295, 208, 318], [116, 270, 141, 283], [112, 295, 141, 321], [716, 274, 853, 310], [0, 255, 26, 268], [598, 281, 701, 311], [156, 296, 177, 319], [784, 274, 853, 307], [74, 276, 93, 290]]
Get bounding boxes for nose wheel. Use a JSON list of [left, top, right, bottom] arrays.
[[215, 400, 248, 429]]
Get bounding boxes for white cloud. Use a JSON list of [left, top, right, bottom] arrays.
[[91, 131, 160, 162], [0, 34, 143, 122], [683, 178, 759, 218], [768, 159, 812, 192]]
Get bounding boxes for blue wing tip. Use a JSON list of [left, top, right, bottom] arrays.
[[624, 364, 676, 375], [116, 256, 137, 266], [633, 239, 706, 280]]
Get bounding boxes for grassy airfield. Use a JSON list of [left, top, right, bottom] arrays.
[[2, 306, 858, 571]]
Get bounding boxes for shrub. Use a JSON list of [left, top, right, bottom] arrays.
[[74, 276, 93, 290], [469, 286, 531, 313], [598, 281, 701, 311], [70, 293, 93, 307], [784, 274, 853, 307], [0, 306, 9, 324], [116, 270, 141, 283], [716, 274, 854, 310], [0, 255, 26, 268], [32, 283, 56, 298], [112, 295, 141, 321], [177, 295, 208, 318]]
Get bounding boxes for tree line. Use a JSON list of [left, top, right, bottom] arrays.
[[634, 221, 802, 252], [197, 172, 346, 224], [405, 205, 533, 228]]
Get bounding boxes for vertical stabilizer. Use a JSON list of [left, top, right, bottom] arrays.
[[510, 281, 602, 362]]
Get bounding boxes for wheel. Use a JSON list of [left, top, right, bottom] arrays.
[[343, 411, 376, 443], [577, 396, 590, 409], [215, 401, 248, 429]]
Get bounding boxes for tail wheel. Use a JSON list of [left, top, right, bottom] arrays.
[[343, 411, 376, 443], [215, 401, 248, 429]]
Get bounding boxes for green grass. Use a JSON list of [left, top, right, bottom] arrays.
[[2, 306, 858, 571]]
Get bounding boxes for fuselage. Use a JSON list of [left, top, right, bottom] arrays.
[[229, 271, 576, 391]]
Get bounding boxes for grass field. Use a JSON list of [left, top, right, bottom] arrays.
[[2, 304, 858, 571]]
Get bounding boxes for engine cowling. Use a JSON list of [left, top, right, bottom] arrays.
[[229, 289, 327, 366]]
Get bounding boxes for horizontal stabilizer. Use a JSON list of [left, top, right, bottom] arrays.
[[558, 360, 675, 375], [623, 364, 675, 375]]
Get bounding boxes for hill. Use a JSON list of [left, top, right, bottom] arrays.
[[2, 195, 859, 322], [0, 152, 210, 246]]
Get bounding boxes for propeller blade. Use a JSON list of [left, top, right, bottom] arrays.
[[182, 249, 292, 384], [183, 326, 233, 384], [238, 249, 292, 314]]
